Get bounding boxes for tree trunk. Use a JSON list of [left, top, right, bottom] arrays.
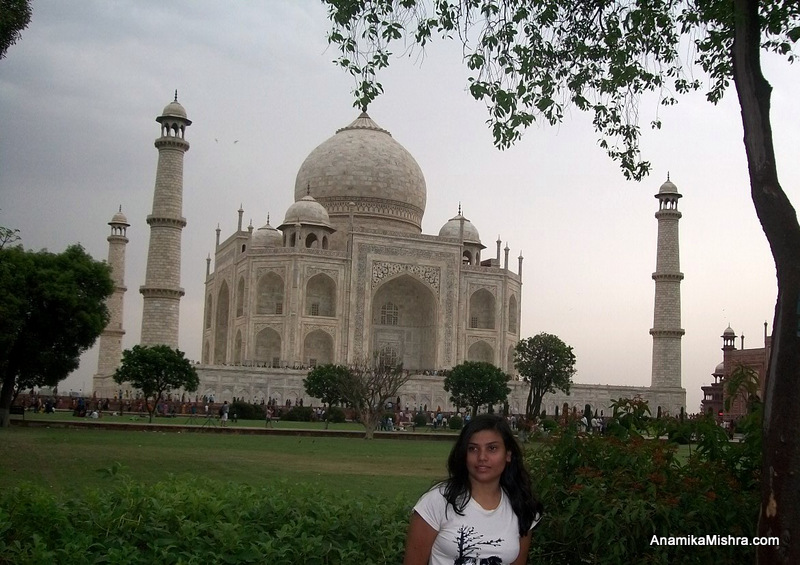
[[732, 1, 800, 562], [0, 376, 14, 428]]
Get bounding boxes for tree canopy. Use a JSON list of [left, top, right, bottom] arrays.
[[514, 333, 576, 420], [304, 363, 351, 428], [325, 2, 800, 559], [444, 361, 510, 417], [0, 0, 32, 61], [0, 243, 113, 426], [113, 345, 199, 423]]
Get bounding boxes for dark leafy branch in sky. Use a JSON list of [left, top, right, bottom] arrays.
[[325, 0, 798, 180], [0, 0, 32, 61]]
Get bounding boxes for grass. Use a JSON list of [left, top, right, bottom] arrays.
[[0, 424, 456, 502]]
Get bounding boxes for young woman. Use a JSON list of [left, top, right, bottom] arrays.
[[403, 414, 543, 565]]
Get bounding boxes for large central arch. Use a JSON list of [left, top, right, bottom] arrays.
[[371, 274, 437, 371]]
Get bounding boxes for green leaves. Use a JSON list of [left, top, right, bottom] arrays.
[[443, 361, 510, 416], [514, 333, 576, 419], [0, 478, 411, 564], [113, 345, 199, 422], [324, 0, 798, 179]]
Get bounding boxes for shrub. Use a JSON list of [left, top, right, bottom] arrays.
[[526, 427, 759, 564], [327, 406, 346, 423], [540, 419, 558, 432], [448, 415, 463, 430], [281, 406, 313, 421], [230, 401, 263, 421], [413, 412, 429, 428], [0, 478, 410, 564]]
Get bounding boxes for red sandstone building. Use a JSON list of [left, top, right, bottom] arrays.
[[701, 323, 770, 422]]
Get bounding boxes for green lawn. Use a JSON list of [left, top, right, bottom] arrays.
[[0, 424, 455, 502]]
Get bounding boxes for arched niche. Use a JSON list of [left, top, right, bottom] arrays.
[[467, 340, 494, 364], [214, 281, 230, 364], [204, 294, 213, 329], [508, 295, 518, 333], [256, 272, 284, 315], [254, 327, 282, 367], [236, 277, 245, 317], [305, 273, 336, 317], [371, 274, 437, 371], [303, 329, 334, 366], [469, 288, 495, 329]]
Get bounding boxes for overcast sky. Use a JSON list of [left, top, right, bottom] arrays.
[[2, 1, 796, 412]]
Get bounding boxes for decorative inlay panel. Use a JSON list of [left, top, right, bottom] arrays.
[[372, 261, 440, 296]]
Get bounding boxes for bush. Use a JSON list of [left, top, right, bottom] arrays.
[[540, 419, 558, 432], [0, 478, 409, 564], [448, 415, 463, 430], [327, 406, 346, 423], [413, 412, 429, 428], [526, 427, 759, 564], [231, 401, 263, 421], [281, 406, 313, 421]]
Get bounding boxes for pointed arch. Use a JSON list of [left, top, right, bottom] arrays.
[[467, 340, 494, 364], [508, 295, 518, 333], [306, 273, 336, 317], [303, 329, 334, 366], [236, 276, 245, 317], [255, 327, 282, 367], [204, 294, 213, 329], [371, 274, 437, 371], [469, 288, 495, 329], [214, 281, 230, 364], [256, 272, 284, 315]]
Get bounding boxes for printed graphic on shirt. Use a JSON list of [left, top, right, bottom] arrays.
[[451, 525, 503, 564]]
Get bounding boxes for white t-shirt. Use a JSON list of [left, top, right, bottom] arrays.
[[414, 485, 535, 565]]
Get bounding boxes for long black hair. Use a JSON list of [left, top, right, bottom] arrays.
[[442, 414, 542, 536]]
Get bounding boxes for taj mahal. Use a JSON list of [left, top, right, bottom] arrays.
[[91, 96, 686, 417]]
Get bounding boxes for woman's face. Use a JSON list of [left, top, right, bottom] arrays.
[[466, 429, 511, 486]]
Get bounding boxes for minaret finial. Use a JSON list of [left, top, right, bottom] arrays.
[[118, 205, 122, 213], [307, 182, 311, 196], [667, 171, 670, 181], [458, 202, 462, 215], [174, 89, 178, 102], [267, 213, 270, 225]]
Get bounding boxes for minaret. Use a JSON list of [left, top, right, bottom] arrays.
[[140, 93, 191, 348], [93, 207, 129, 398], [650, 176, 685, 389]]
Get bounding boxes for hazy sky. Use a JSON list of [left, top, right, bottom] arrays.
[[2, 1, 796, 412]]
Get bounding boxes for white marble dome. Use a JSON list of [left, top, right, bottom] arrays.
[[161, 100, 188, 119], [280, 195, 332, 229], [439, 213, 482, 245], [251, 218, 282, 248], [110, 208, 129, 226], [659, 178, 680, 195], [294, 112, 426, 233]]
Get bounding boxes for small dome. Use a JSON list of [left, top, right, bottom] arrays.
[[279, 195, 332, 230], [658, 178, 679, 194], [161, 100, 187, 119], [714, 362, 725, 375], [251, 218, 282, 248], [723, 325, 736, 337], [109, 207, 129, 226], [439, 213, 482, 245]]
